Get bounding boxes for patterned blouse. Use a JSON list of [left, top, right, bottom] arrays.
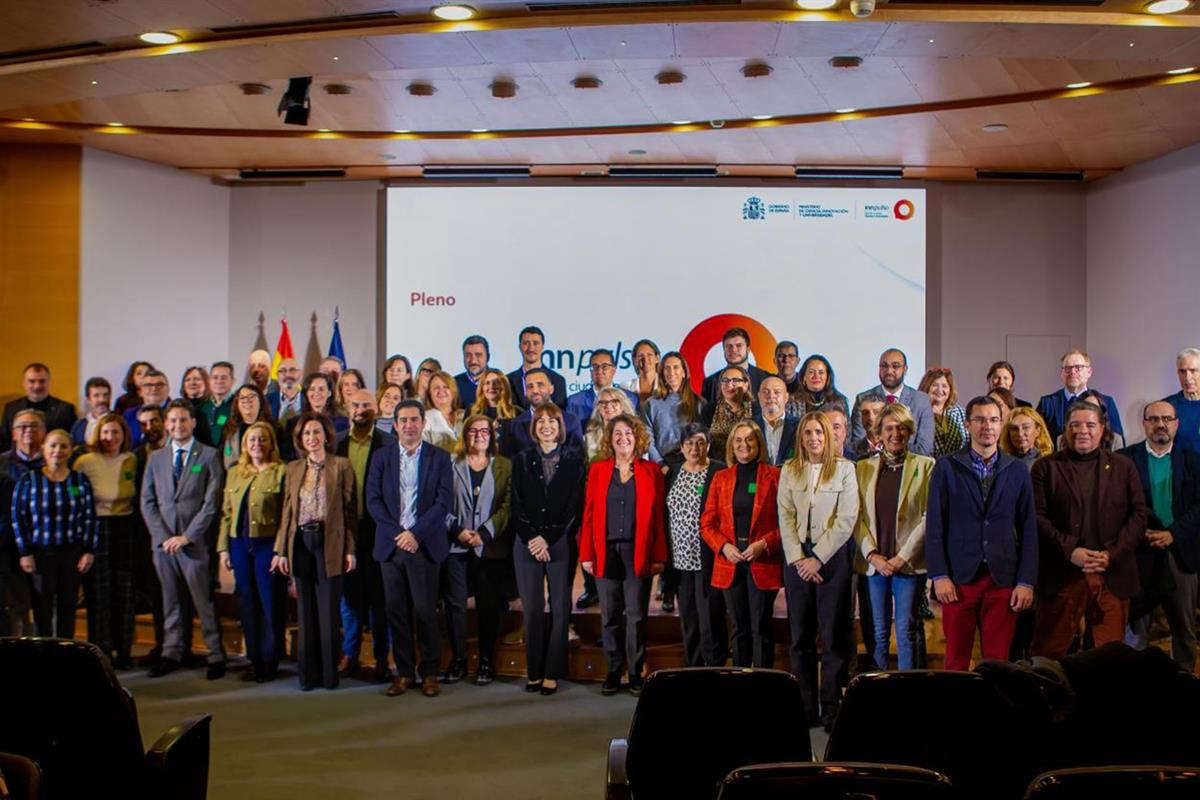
[[666, 468, 706, 571], [709, 400, 753, 460], [298, 459, 327, 526], [933, 405, 968, 457]]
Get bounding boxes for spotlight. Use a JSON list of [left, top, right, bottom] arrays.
[[432, 4, 476, 20], [796, 0, 838, 8], [849, 0, 876, 16], [278, 76, 312, 126], [139, 31, 181, 45], [1145, 0, 1192, 13]]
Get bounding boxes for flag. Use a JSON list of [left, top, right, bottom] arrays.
[[328, 307, 346, 367], [271, 317, 295, 379]]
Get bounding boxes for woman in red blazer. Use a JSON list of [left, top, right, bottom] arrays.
[[581, 413, 666, 696], [700, 419, 783, 667]]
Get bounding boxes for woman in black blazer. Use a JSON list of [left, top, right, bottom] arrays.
[[663, 422, 728, 667], [511, 402, 587, 695]]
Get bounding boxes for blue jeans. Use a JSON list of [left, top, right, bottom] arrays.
[[867, 572, 920, 670], [229, 535, 285, 666]]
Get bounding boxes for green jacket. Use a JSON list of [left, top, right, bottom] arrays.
[[218, 462, 287, 552]]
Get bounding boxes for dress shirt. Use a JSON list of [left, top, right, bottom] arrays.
[[277, 390, 303, 419], [398, 443, 421, 531], [761, 413, 787, 463], [172, 438, 194, 466]]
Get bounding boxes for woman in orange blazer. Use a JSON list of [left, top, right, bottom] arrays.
[[701, 419, 783, 667], [580, 413, 666, 696]]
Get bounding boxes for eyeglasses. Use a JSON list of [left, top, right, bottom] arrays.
[[1061, 364, 1089, 372], [879, 362, 904, 370], [590, 363, 615, 372], [720, 377, 747, 385], [466, 427, 492, 438], [419, 367, 436, 375], [1145, 415, 1178, 425], [969, 416, 1003, 425], [597, 399, 622, 408]]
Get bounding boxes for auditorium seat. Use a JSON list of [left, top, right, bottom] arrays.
[[0, 638, 211, 800], [825, 670, 1035, 800], [1025, 767, 1200, 799], [717, 762, 954, 800], [606, 667, 812, 800], [0, 752, 42, 800]]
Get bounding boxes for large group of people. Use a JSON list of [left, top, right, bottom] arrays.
[[2, 330, 1199, 730]]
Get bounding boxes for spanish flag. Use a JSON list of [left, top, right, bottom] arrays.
[[271, 317, 295, 379]]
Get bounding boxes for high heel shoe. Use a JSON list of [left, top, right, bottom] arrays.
[[524, 680, 543, 693], [540, 680, 558, 696]]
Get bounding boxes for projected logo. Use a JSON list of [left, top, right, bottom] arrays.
[[893, 199, 915, 220], [742, 197, 766, 221], [680, 314, 778, 394]]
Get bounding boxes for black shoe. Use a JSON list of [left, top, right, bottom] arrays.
[[476, 658, 494, 686], [263, 662, 280, 682], [823, 718, 836, 734], [540, 680, 559, 696], [575, 591, 600, 610], [525, 680, 543, 693], [442, 658, 467, 684], [241, 665, 260, 682], [919, 593, 935, 620], [206, 662, 227, 681], [112, 656, 134, 671], [601, 672, 622, 696], [661, 595, 676, 614], [147, 658, 181, 678], [628, 677, 644, 696]]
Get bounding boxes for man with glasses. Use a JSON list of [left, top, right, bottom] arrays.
[[1167, 347, 1200, 454], [197, 362, 236, 446], [566, 349, 638, 424], [849, 348, 935, 456], [1, 409, 47, 635], [267, 358, 304, 423], [700, 328, 771, 404], [1036, 349, 1124, 445], [0, 363, 76, 451], [1030, 400, 1147, 658], [926, 396, 1038, 669], [1118, 400, 1200, 671], [507, 326, 568, 409], [774, 341, 802, 395], [124, 370, 173, 447]]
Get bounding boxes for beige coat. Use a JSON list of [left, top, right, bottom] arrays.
[[274, 456, 357, 578], [778, 459, 859, 566], [853, 452, 935, 575]]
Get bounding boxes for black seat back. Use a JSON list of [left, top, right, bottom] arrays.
[[0, 638, 146, 798], [718, 762, 955, 800], [625, 668, 812, 800], [1025, 766, 1200, 800], [826, 670, 1031, 800]]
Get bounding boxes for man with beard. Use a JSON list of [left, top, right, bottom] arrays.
[[850, 348, 934, 456]]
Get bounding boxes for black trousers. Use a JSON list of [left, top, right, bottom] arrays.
[[724, 562, 778, 668], [852, 572, 876, 671], [475, 556, 511, 664], [677, 569, 727, 667], [596, 541, 652, 677], [292, 525, 342, 690], [513, 536, 571, 681], [784, 544, 853, 723], [440, 551, 470, 661], [568, 534, 598, 599], [32, 544, 84, 640], [381, 552, 441, 681]]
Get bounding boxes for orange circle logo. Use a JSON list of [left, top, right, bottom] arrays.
[[679, 314, 778, 394], [893, 199, 915, 220]]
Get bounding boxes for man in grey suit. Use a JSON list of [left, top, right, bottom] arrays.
[[850, 348, 935, 456], [140, 399, 227, 680]]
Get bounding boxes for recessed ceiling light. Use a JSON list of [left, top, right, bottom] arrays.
[[317, 128, 332, 132], [1145, 0, 1192, 14], [394, 129, 412, 134], [90, 80, 99, 85], [796, 0, 838, 9], [620, 40, 627, 46], [628, 148, 647, 155], [432, 4, 476, 20], [1066, 81, 1091, 89], [106, 122, 124, 127], [835, 107, 856, 113], [752, 114, 773, 120], [982, 123, 1009, 133], [332, 56, 339, 61], [1167, 66, 1197, 75], [928, 39, 935, 44], [672, 120, 692, 125], [1129, 42, 1136, 47], [471, 128, 488, 133], [139, 31, 180, 45], [381, 154, 397, 160]]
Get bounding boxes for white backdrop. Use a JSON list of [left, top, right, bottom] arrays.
[[386, 186, 925, 399]]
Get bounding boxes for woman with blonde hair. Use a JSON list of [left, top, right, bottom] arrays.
[[853, 403, 935, 670], [919, 367, 967, 457], [701, 365, 756, 461], [375, 382, 403, 436], [415, 357, 442, 401], [585, 387, 637, 462], [218, 421, 288, 682], [336, 369, 367, 416], [423, 370, 464, 452], [1001, 406, 1054, 467], [779, 411, 859, 730]]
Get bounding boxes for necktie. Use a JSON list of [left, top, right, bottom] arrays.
[[886, 394, 897, 404], [173, 447, 185, 485]]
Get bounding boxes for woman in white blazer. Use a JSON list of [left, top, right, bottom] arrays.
[[779, 411, 859, 731], [853, 403, 935, 671]]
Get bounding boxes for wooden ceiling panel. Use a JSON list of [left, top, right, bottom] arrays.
[[933, 102, 1060, 149], [672, 23, 782, 59], [366, 33, 488, 69], [705, 58, 827, 118], [465, 28, 581, 65], [566, 25, 676, 61], [92, 0, 246, 31], [667, 127, 775, 162], [1059, 130, 1182, 167], [275, 38, 396, 75], [1064, 26, 1200, 61], [966, 24, 1101, 59], [801, 56, 925, 109], [894, 55, 1024, 102], [774, 21, 889, 57], [872, 23, 999, 58], [959, 140, 1074, 170], [0, 1, 133, 53], [620, 64, 743, 123], [844, 113, 959, 161], [374, 78, 484, 129], [750, 122, 866, 164], [1130, 81, 1200, 129], [1031, 90, 1161, 139]]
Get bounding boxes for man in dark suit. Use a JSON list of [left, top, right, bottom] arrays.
[[1118, 399, 1200, 672], [0, 409, 47, 636], [336, 389, 396, 681], [1036, 348, 1124, 445], [1031, 399, 1148, 659], [503, 368, 583, 457], [753, 376, 799, 466], [265, 358, 303, 423], [139, 399, 227, 680], [454, 334, 490, 411], [367, 399, 454, 698], [700, 327, 771, 405], [849, 348, 935, 456], [0, 363, 76, 452], [506, 326, 568, 409], [565, 348, 639, 424]]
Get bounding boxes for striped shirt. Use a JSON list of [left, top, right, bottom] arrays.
[[10, 470, 99, 554]]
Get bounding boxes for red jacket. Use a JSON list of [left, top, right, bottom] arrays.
[[580, 459, 667, 579], [700, 462, 783, 591]]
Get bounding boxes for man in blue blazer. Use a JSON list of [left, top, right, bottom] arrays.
[[506, 325, 568, 409], [565, 348, 639, 424], [849, 348, 935, 456], [453, 334, 490, 411], [752, 376, 799, 466], [1036, 349, 1124, 445], [367, 399, 454, 698], [699, 327, 772, 405], [1118, 400, 1200, 671], [503, 368, 583, 457], [926, 395, 1038, 670]]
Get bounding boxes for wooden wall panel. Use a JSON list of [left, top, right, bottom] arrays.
[[0, 143, 81, 405]]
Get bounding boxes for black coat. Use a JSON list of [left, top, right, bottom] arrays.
[[510, 443, 586, 546]]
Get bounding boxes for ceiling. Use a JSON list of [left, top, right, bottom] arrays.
[[2, 0, 1199, 180]]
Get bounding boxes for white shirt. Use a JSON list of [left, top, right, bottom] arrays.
[[171, 438, 194, 473], [398, 443, 421, 531], [1146, 441, 1173, 460]]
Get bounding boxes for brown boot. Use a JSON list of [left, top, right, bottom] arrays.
[[385, 677, 412, 697]]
